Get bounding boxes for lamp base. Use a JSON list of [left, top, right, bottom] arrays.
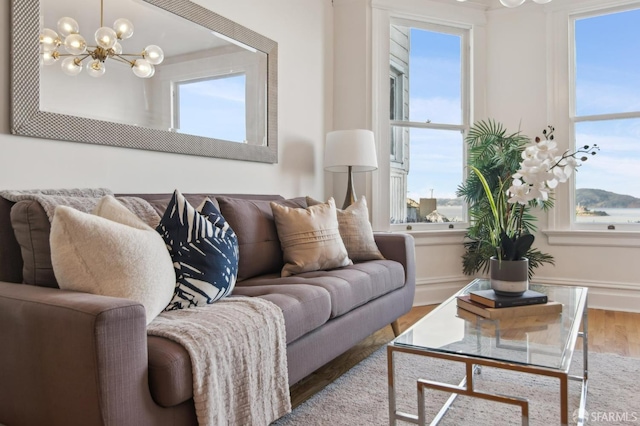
[[342, 166, 357, 209]]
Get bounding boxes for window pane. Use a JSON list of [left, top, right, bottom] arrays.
[[575, 119, 640, 224], [390, 25, 462, 125], [575, 9, 640, 116], [390, 127, 464, 224], [177, 74, 246, 142]]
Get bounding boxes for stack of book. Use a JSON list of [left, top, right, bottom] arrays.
[[456, 289, 562, 320]]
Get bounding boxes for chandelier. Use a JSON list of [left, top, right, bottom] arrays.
[[39, 0, 164, 78], [458, 0, 552, 7]]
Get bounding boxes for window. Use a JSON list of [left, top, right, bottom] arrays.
[[572, 7, 640, 229], [388, 20, 469, 227], [175, 74, 247, 143]]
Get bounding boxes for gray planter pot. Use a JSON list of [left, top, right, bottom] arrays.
[[490, 256, 529, 296]]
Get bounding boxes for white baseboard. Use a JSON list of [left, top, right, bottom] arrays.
[[532, 276, 640, 313], [413, 275, 640, 313], [413, 276, 468, 306]]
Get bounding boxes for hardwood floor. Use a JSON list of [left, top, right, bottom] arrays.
[[289, 304, 640, 408]]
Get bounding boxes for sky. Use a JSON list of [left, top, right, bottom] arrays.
[[178, 74, 247, 142], [574, 8, 640, 199], [404, 28, 463, 201], [402, 7, 640, 202]]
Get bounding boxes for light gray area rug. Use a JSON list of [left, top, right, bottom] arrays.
[[274, 347, 639, 425]]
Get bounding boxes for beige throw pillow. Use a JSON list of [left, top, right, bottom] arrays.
[[271, 197, 352, 277], [50, 196, 175, 325], [307, 196, 384, 261]]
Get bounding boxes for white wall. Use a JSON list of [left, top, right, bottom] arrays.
[[0, 0, 331, 198]]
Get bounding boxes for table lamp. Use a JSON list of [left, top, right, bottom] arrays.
[[324, 129, 378, 209]]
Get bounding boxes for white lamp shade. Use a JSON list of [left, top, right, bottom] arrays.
[[324, 129, 378, 173]]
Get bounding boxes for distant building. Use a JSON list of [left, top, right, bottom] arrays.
[[406, 198, 419, 222]]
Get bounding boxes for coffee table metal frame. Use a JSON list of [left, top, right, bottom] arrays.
[[387, 281, 588, 426]]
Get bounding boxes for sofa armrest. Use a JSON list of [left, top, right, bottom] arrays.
[[0, 282, 154, 426], [374, 232, 416, 309]]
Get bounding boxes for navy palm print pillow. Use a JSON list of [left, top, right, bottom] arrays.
[[157, 190, 239, 310]]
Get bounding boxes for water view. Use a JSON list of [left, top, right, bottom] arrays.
[[402, 205, 640, 224], [576, 208, 640, 224]]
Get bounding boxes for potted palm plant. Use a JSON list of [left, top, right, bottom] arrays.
[[457, 120, 598, 295]]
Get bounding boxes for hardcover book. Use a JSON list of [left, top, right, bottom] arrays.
[[469, 289, 547, 308], [456, 295, 562, 320]]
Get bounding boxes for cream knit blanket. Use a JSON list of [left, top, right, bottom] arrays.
[[147, 296, 291, 426], [0, 188, 160, 227]]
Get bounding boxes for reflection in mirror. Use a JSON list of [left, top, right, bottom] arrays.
[[39, 0, 267, 146], [11, 0, 277, 162], [177, 75, 247, 142]]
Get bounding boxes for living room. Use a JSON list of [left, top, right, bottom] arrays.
[[0, 0, 638, 424], [2, 0, 639, 310]]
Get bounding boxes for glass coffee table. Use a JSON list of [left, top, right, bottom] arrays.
[[388, 279, 588, 426]]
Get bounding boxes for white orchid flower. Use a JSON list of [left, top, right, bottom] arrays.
[[534, 139, 559, 160], [507, 179, 531, 205], [529, 182, 550, 202]]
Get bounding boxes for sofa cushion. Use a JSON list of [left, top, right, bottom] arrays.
[[271, 198, 352, 277], [157, 191, 239, 310], [216, 196, 307, 281], [9, 201, 56, 287], [232, 284, 332, 343], [307, 196, 384, 262], [50, 196, 175, 325], [10, 196, 160, 288], [147, 286, 331, 407], [239, 259, 405, 318]]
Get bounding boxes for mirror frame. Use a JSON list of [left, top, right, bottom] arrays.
[[10, 0, 278, 163]]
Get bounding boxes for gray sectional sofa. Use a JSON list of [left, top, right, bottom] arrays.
[[0, 192, 415, 426]]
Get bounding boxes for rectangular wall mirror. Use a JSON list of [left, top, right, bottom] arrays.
[[11, 0, 278, 163]]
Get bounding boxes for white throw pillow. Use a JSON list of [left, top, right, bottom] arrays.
[[50, 195, 175, 325]]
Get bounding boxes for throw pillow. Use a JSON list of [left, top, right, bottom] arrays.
[[271, 197, 352, 277], [307, 196, 384, 262], [50, 196, 175, 325], [216, 196, 307, 281], [157, 190, 239, 310]]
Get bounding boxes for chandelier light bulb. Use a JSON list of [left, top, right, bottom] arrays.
[[39, 28, 60, 51], [41, 50, 59, 65], [112, 41, 123, 55], [500, 0, 526, 6], [113, 18, 134, 40], [132, 59, 154, 78], [86, 59, 106, 77], [57, 17, 79, 37], [63, 33, 87, 55], [95, 27, 118, 49], [61, 57, 82, 76], [143, 45, 164, 65]]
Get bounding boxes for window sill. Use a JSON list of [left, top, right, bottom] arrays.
[[394, 228, 467, 246], [543, 229, 640, 247]]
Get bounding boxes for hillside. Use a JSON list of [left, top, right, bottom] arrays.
[[576, 188, 640, 208], [428, 189, 640, 209]]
